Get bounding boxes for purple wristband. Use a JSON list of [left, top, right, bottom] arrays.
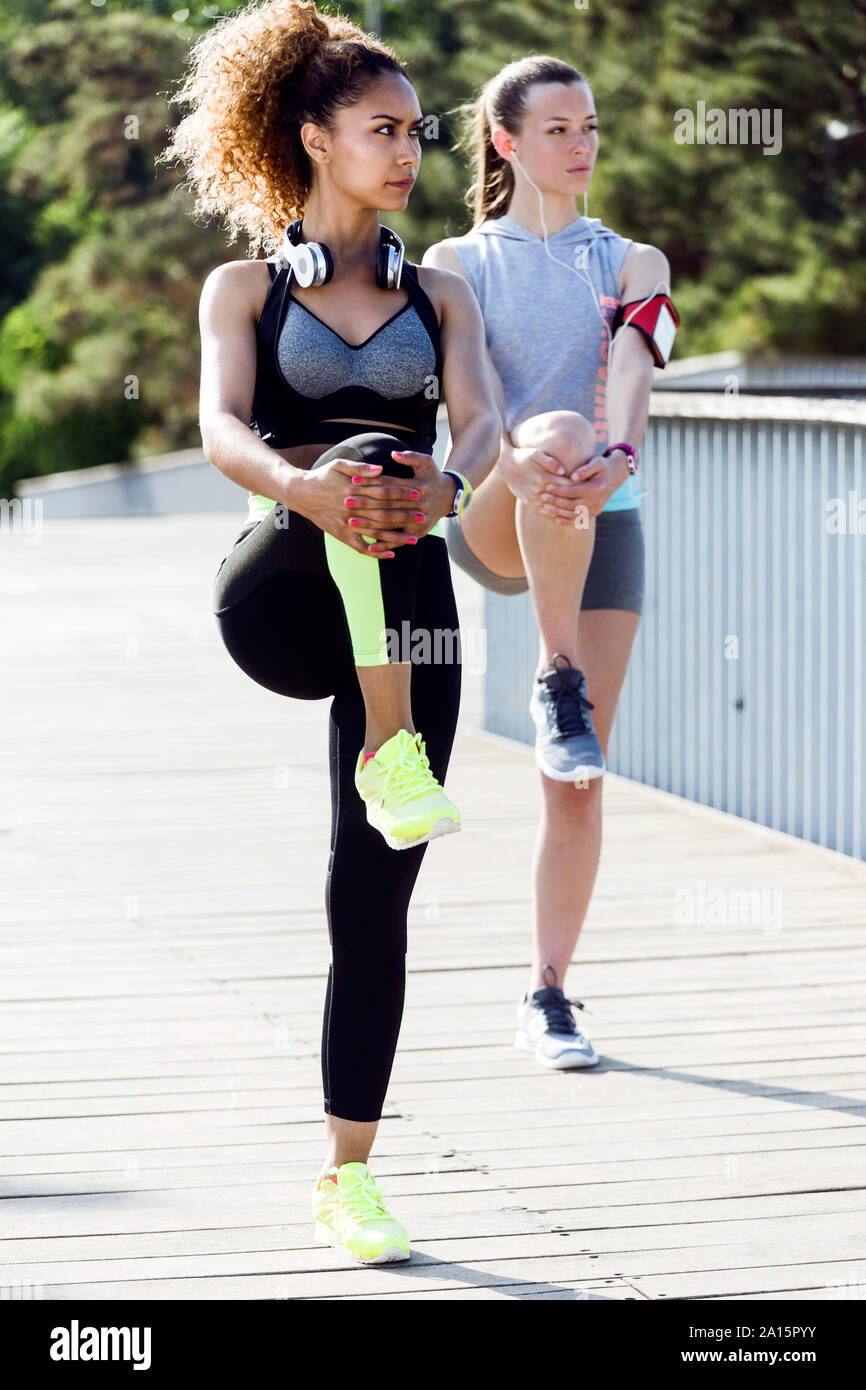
[[603, 442, 639, 474]]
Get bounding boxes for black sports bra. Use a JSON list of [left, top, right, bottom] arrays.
[[249, 256, 443, 451]]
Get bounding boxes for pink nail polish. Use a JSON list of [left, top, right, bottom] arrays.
[[352, 475, 363, 484], [348, 518, 360, 527], [407, 536, 417, 544], [345, 498, 356, 506], [414, 513, 424, 522], [410, 490, 420, 500]]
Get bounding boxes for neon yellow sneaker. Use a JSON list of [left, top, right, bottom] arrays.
[[312, 1162, 410, 1264], [354, 727, 461, 850]]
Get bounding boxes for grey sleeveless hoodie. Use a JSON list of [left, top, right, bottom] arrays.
[[452, 212, 640, 510]]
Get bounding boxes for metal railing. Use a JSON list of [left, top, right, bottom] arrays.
[[484, 392, 866, 861], [655, 352, 866, 393]]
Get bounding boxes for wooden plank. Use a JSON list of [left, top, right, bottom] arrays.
[[2, 1110, 866, 1177], [24, 1248, 866, 1301], [4, 1188, 865, 1267], [1, 515, 864, 1300], [2, 1126, 865, 1198]]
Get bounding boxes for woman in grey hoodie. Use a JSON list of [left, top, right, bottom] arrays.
[[423, 55, 675, 1069]]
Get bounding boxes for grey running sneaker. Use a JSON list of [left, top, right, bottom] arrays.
[[529, 653, 605, 782], [515, 964, 599, 1069]]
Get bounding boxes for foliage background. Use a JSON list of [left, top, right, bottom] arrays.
[[0, 0, 863, 497]]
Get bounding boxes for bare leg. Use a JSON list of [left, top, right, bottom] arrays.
[[357, 662, 414, 753], [319, 1114, 380, 1180], [509, 412, 599, 677], [529, 608, 640, 991], [458, 460, 526, 579], [442, 415, 641, 995], [458, 410, 599, 677]]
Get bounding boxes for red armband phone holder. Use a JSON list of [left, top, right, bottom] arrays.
[[613, 294, 680, 367]]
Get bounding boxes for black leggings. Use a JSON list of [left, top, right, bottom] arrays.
[[211, 433, 462, 1121]]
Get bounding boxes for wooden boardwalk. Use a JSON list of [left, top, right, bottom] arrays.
[[2, 513, 866, 1301]]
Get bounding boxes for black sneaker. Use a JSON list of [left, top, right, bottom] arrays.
[[529, 653, 605, 783], [515, 963, 599, 1068]]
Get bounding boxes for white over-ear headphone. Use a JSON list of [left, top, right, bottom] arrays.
[[280, 218, 405, 290]]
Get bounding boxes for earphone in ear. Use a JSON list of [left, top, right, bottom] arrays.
[[280, 219, 405, 290]]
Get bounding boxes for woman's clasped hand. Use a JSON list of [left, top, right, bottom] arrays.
[[293, 448, 458, 555]]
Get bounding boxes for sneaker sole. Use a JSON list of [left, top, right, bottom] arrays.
[[514, 1028, 599, 1068], [365, 809, 461, 851], [534, 747, 606, 783], [314, 1219, 410, 1263]]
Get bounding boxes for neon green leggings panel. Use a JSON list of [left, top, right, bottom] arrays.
[[312, 433, 443, 667]]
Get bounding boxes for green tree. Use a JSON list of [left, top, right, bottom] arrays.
[[0, 0, 235, 496], [0, 0, 863, 499]]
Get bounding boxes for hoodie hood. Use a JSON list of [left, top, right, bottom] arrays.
[[473, 213, 622, 247]]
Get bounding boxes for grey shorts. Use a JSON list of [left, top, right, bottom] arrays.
[[442, 507, 645, 614]]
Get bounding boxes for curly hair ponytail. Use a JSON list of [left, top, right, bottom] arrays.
[[158, 0, 409, 256]]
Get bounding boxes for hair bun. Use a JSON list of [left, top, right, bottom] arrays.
[[292, 0, 330, 54]]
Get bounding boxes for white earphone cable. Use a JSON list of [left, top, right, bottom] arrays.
[[507, 142, 658, 500]]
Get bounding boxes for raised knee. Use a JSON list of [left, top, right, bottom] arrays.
[[312, 431, 414, 477], [350, 431, 416, 478], [541, 412, 598, 469]]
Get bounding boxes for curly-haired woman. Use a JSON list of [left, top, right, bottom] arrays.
[[160, 0, 499, 1263], [424, 57, 676, 1071]]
